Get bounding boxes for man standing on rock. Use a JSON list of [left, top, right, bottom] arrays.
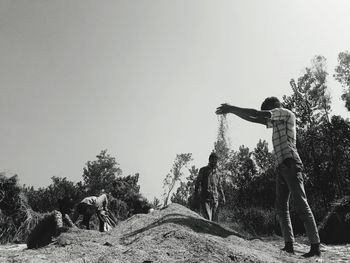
[[194, 152, 226, 222], [216, 97, 321, 258]]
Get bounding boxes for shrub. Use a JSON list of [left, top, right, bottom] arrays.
[[240, 207, 277, 236], [108, 196, 128, 220], [0, 192, 45, 244], [0, 212, 17, 244], [220, 207, 278, 236]]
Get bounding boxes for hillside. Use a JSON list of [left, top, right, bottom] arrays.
[[1, 204, 349, 262]]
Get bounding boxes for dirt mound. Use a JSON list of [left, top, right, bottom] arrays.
[[0, 204, 331, 262]]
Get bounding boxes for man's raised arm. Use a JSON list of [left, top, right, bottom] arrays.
[[215, 103, 271, 125]]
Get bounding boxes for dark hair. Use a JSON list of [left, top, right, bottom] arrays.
[[209, 152, 218, 161], [261, 97, 281, 110]]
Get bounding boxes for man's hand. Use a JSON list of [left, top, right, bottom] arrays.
[[216, 103, 234, 115]]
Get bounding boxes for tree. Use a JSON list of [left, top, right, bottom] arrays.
[[82, 150, 122, 195], [282, 55, 350, 214], [151, 197, 162, 209], [24, 176, 81, 213], [283, 55, 331, 128], [0, 173, 22, 218], [334, 51, 350, 111], [282, 55, 331, 193], [163, 153, 192, 206], [82, 150, 150, 217], [111, 174, 140, 200], [171, 165, 198, 207], [252, 139, 274, 173], [235, 146, 258, 206], [0, 173, 29, 242]]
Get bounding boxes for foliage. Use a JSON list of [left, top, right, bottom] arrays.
[[163, 153, 193, 206], [82, 150, 122, 195], [242, 169, 276, 209], [253, 139, 274, 172], [107, 196, 129, 220], [0, 173, 22, 219], [0, 211, 16, 244], [0, 173, 45, 244], [281, 55, 350, 212], [0, 150, 152, 244], [111, 174, 140, 201], [171, 165, 198, 208], [174, 54, 350, 241], [23, 176, 82, 213], [221, 207, 277, 236], [239, 207, 276, 236], [151, 197, 162, 209], [283, 55, 331, 128], [334, 51, 350, 111], [81, 150, 151, 218]]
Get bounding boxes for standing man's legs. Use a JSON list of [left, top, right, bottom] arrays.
[[200, 199, 216, 221], [199, 200, 211, 220], [212, 201, 219, 222], [97, 210, 106, 232], [279, 158, 320, 257], [275, 169, 294, 244], [81, 204, 95, 230], [82, 213, 92, 230]]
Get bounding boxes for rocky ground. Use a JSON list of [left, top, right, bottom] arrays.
[[1, 203, 349, 262]]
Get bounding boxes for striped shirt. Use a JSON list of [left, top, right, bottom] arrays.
[[266, 108, 302, 167]]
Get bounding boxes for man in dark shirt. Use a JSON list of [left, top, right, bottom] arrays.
[[194, 152, 225, 221]]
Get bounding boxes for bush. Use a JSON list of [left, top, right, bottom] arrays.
[[0, 193, 45, 244], [0, 174, 45, 244], [240, 207, 277, 236], [23, 177, 83, 214], [0, 174, 22, 219], [0, 211, 17, 244], [220, 207, 278, 236], [109, 197, 128, 220]]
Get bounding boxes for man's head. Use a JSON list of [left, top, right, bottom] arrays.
[[208, 152, 218, 168], [261, 97, 281, 111]]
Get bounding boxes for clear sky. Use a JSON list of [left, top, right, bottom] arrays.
[[1, 0, 349, 201]]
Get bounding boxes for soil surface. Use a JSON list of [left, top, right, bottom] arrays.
[[1, 203, 349, 262]]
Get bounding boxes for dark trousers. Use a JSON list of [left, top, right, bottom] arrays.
[[275, 158, 320, 244], [78, 203, 106, 231]]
